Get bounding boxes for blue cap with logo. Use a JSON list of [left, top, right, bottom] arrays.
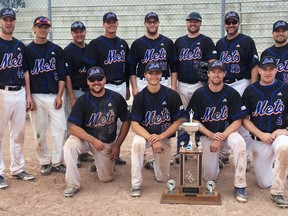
[[259, 56, 277, 68], [145, 61, 162, 73], [87, 67, 105, 79], [273, 20, 288, 31], [208, 60, 225, 71], [0, 8, 16, 20]]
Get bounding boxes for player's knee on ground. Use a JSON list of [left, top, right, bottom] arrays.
[[98, 171, 115, 183]]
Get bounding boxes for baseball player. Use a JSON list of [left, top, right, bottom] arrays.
[[261, 20, 288, 82], [26, 16, 67, 176], [242, 56, 288, 208], [127, 12, 178, 96], [216, 11, 259, 169], [187, 60, 248, 203], [63, 66, 131, 197], [82, 12, 130, 165], [0, 8, 34, 189], [130, 61, 185, 197], [174, 11, 217, 162]]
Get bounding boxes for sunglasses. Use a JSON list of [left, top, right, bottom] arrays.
[[71, 21, 85, 30], [225, 20, 238, 25], [88, 77, 104, 82], [35, 17, 51, 26]]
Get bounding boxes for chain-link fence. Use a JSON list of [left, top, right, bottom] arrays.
[[6, 0, 288, 55]]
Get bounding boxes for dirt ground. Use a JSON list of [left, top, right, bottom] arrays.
[[0, 119, 287, 216]]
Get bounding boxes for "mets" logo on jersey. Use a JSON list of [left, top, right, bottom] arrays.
[[142, 108, 171, 126], [178, 47, 202, 61], [104, 50, 125, 65], [200, 106, 228, 122], [220, 50, 240, 73], [31, 58, 56, 75], [276, 59, 288, 73], [0, 53, 23, 69], [253, 99, 284, 116], [141, 48, 167, 63], [87, 110, 116, 127]]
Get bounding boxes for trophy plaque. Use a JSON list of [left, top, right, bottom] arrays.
[[161, 110, 221, 205]]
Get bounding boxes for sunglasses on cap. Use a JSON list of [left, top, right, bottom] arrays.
[[71, 21, 85, 30], [225, 20, 238, 25], [34, 17, 51, 26], [88, 77, 104, 82]]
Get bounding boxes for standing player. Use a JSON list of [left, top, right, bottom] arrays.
[[174, 11, 217, 162], [26, 16, 67, 176], [82, 12, 130, 165], [242, 56, 288, 208], [216, 11, 259, 168], [0, 8, 34, 189], [187, 60, 248, 203], [130, 61, 185, 197], [127, 12, 178, 96], [63, 67, 131, 197], [261, 20, 288, 81]]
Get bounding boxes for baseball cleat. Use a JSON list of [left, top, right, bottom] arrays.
[[0, 176, 8, 189], [12, 171, 35, 181], [234, 187, 248, 203], [64, 186, 78, 197], [40, 164, 51, 176], [271, 194, 288, 208], [130, 186, 141, 197]]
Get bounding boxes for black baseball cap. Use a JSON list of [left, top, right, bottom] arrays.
[[71, 21, 86, 32], [225, 11, 240, 22], [208, 60, 225, 72], [145, 12, 159, 22], [0, 8, 16, 20], [186, 12, 202, 21], [87, 67, 105, 79], [33, 16, 51, 27], [259, 56, 277, 68], [273, 20, 288, 31], [145, 61, 162, 74], [103, 12, 118, 23]]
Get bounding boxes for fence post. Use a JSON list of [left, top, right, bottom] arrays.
[[221, 0, 226, 38], [48, 0, 53, 41]]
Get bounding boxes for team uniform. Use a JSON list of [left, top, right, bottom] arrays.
[[127, 34, 177, 90], [187, 84, 247, 187], [64, 89, 130, 188], [261, 43, 288, 82], [242, 80, 288, 193], [63, 42, 88, 115], [175, 34, 217, 152], [0, 37, 28, 177], [82, 36, 129, 98], [130, 85, 185, 188], [26, 40, 67, 167]]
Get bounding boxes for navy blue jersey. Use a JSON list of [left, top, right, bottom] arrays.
[[0, 37, 27, 86], [63, 42, 88, 90], [261, 43, 288, 82], [175, 34, 217, 84], [68, 89, 130, 143], [187, 84, 247, 134], [216, 33, 259, 80], [242, 80, 288, 133], [26, 41, 66, 94], [127, 34, 177, 78], [82, 36, 129, 84], [131, 85, 185, 137]]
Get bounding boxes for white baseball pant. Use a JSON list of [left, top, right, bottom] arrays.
[[105, 82, 126, 99], [131, 135, 171, 187], [64, 135, 115, 188], [200, 132, 247, 188], [0, 87, 26, 176], [177, 81, 203, 109], [251, 135, 288, 195], [29, 93, 67, 166]]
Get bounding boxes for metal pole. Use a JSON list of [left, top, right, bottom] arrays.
[[48, 0, 52, 41], [221, 0, 226, 38]]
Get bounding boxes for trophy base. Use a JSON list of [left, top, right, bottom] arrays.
[[161, 186, 221, 205]]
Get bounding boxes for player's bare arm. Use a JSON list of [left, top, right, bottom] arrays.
[[69, 124, 105, 151], [242, 117, 274, 145], [271, 128, 288, 138], [54, 80, 65, 109], [131, 121, 152, 140], [126, 86, 131, 100], [24, 71, 36, 111], [170, 72, 177, 91], [130, 75, 139, 97], [250, 65, 259, 83], [65, 75, 77, 107], [108, 120, 131, 160]]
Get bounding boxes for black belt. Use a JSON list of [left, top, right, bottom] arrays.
[[73, 87, 88, 92], [223, 77, 245, 84], [0, 85, 22, 91], [251, 135, 261, 141], [109, 80, 125, 85]]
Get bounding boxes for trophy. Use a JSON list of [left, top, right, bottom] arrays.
[[161, 110, 221, 205]]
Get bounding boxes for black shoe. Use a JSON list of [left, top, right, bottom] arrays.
[[40, 164, 51, 176], [271, 194, 288, 208], [115, 157, 126, 165], [144, 159, 154, 170], [90, 163, 97, 172], [51, 164, 66, 173], [78, 153, 94, 163]]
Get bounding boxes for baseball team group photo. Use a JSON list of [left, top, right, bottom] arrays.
[[0, 0, 288, 215]]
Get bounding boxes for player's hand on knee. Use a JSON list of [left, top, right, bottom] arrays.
[[108, 145, 120, 161], [148, 134, 162, 144], [212, 132, 226, 141], [54, 96, 63, 109], [152, 141, 164, 154], [210, 140, 221, 152], [92, 140, 105, 151], [260, 132, 274, 145]]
